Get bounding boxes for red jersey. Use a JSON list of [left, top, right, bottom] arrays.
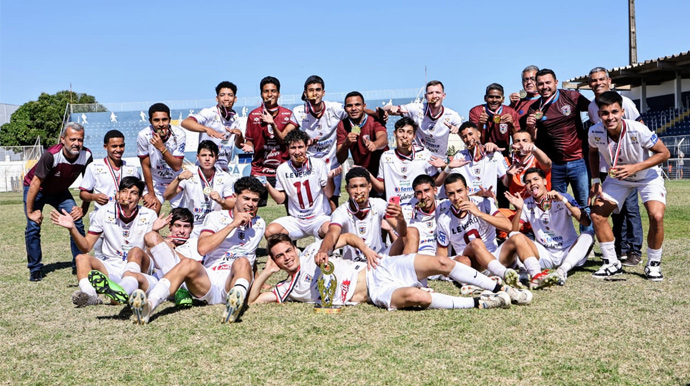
[[528, 90, 590, 163], [336, 114, 389, 176], [507, 153, 552, 198], [245, 105, 294, 176], [510, 94, 540, 131], [24, 144, 93, 195], [469, 104, 521, 155]]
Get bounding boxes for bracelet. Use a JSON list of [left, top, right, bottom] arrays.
[[561, 197, 568, 204], [444, 165, 452, 174], [160, 148, 168, 155], [592, 178, 601, 184]]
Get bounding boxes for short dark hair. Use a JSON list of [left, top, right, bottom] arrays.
[[426, 80, 444, 91], [513, 129, 534, 141], [395, 116, 418, 132], [266, 233, 294, 258], [459, 121, 478, 133], [260, 76, 280, 92], [443, 173, 467, 188], [413, 174, 436, 190], [523, 167, 546, 183], [104, 130, 124, 145], [119, 176, 145, 194], [485, 83, 504, 95], [345, 166, 370, 184], [234, 176, 266, 197], [284, 129, 310, 147], [536, 68, 557, 81], [302, 75, 324, 101], [148, 103, 170, 120], [171, 207, 194, 226], [216, 81, 237, 96], [197, 140, 219, 156], [595, 91, 623, 109], [344, 91, 365, 104]]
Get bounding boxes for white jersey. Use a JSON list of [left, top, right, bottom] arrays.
[[272, 240, 366, 305], [588, 95, 641, 173], [79, 158, 140, 212], [377, 146, 439, 206], [189, 107, 243, 171], [199, 210, 265, 268], [178, 166, 237, 236], [175, 237, 203, 262], [275, 158, 331, 219], [450, 149, 508, 196], [588, 119, 661, 182], [291, 101, 347, 168], [519, 193, 580, 252], [137, 125, 186, 185], [436, 196, 500, 253], [330, 198, 389, 262], [88, 202, 158, 262], [401, 102, 463, 158], [407, 199, 451, 256]]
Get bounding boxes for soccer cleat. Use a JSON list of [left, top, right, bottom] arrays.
[[530, 270, 562, 289], [174, 288, 193, 308], [644, 261, 663, 281], [554, 268, 568, 286], [460, 285, 484, 297], [478, 291, 511, 309], [129, 289, 151, 325], [88, 270, 129, 304], [504, 268, 527, 290], [592, 260, 623, 279], [222, 287, 244, 323], [501, 285, 532, 305], [489, 275, 503, 286], [71, 290, 103, 307], [622, 252, 642, 267]]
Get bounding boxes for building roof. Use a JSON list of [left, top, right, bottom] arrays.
[[563, 50, 690, 90]]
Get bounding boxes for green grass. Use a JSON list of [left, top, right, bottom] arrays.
[[1, 182, 689, 385]]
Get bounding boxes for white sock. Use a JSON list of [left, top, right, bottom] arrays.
[[119, 276, 138, 295], [233, 278, 250, 299], [429, 293, 474, 309], [647, 247, 662, 264], [448, 262, 496, 290], [148, 278, 172, 312], [487, 260, 507, 278], [124, 262, 141, 274], [143, 274, 159, 294], [79, 278, 97, 297], [560, 232, 594, 273], [150, 243, 180, 276], [523, 256, 541, 277], [600, 241, 618, 263]]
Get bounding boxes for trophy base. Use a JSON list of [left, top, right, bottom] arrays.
[[313, 305, 342, 314]]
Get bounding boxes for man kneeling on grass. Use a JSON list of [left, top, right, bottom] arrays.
[[249, 233, 532, 310], [128, 177, 266, 324], [51, 177, 167, 307]]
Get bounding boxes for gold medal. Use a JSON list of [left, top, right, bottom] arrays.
[[203, 186, 212, 196], [493, 115, 501, 124], [609, 169, 617, 178], [534, 111, 543, 120], [519, 89, 527, 98], [351, 125, 361, 135]]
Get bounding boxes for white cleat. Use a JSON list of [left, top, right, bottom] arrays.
[[129, 289, 151, 325]]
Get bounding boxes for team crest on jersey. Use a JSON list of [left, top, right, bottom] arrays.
[[305, 274, 313, 283], [427, 221, 434, 228], [401, 166, 407, 173], [122, 230, 130, 237], [594, 136, 601, 142], [630, 135, 638, 143], [253, 117, 260, 122], [96, 166, 105, 173], [561, 105, 571, 116], [541, 214, 550, 224], [107, 215, 115, 222], [499, 123, 508, 134], [473, 167, 482, 175], [358, 225, 367, 235]]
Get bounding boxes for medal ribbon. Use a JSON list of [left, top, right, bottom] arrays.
[[395, 146, 416, 162], [348, 114, 367, 132], [450, 203, 467, 218], [116, 202, 139, 223], [288, 158, 312, 175], [347, 198, 371, 218], [484, 105, 503, 119], [414, 200, 435, 221], [537, 90, 560, 113], [104, 157, 122, 193], [305, 100, 325, 119], [198, 167, 215, 199], [425, 104, 444, 120], [217, 105, 236, 122], [607, 120, 627, 171], [228, 209, 253, 229], [536, 195, 551, 212], [472, 145, 486, 163]]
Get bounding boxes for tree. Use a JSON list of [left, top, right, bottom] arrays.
[[0, 90, 106, 147]]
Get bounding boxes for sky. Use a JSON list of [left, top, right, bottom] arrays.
[[1, 0, 689, 115]]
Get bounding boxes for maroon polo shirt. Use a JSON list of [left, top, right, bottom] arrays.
[[510, 94, 540, 131], [336, 114, 389, 176], [23, 144, 93, 195], [245, 105, 294, 176]]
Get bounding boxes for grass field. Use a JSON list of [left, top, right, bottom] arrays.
[[1, 182, 689, 385]]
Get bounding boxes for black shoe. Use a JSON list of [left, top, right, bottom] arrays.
[[30, 270, 43, 282], [71, 266, 77, 275]]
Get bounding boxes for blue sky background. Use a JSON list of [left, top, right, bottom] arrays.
[[1, 0, 688, 115]]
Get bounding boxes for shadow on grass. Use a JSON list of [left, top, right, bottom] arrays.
[[97, 305, 133, 320], [44, 261, 73, 276]]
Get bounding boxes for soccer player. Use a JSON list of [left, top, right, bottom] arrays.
[[181, 81, 244, 172], [509, 65, 541, 130], [526, 69, 591, 230], [249, 233, 532, 310], [504, 130, 552, 198], [371, 117, 439, 216], [587, 67, 643, 267], [243, 76, 296, 206], [23, 122, 92, 281], [128, 177, 266, 324], [434, 122, 507, 199], [318, 167, 407, 266], [505, 168, 594, 286], [50, 177, 165, 307], [264, 130, 336, 241], [336, 91, 389, 179], [383, 80, 463, 158], [137, 103, 186, 213], [469, 83, 521, 155], [405, 174, 452, 256], [588, 91, 670, 280], [163, 140, 235, 237]]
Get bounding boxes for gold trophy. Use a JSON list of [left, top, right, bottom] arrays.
[[314, 261, 341, 313]]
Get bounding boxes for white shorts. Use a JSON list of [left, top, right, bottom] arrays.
[[366, 253, 422, 311], [95, 256, 126, 283], [601, 175, 666, 213], [492, 243, 518, 268], [152, 182, 185, 208], [196, 264, 233, 305], [271, 214, 330, 240], [534, 242, 586, 269]]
